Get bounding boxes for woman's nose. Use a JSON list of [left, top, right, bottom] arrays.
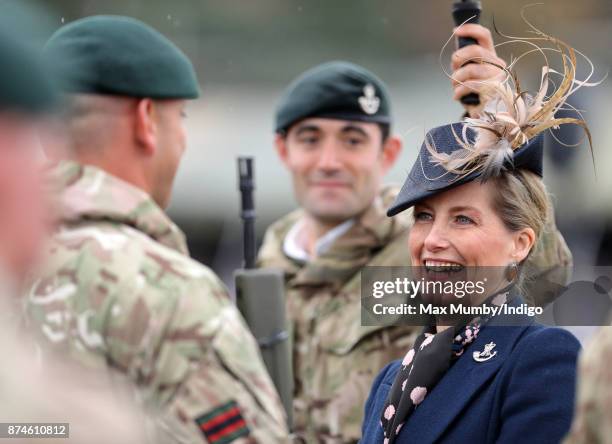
[[423, 222, 451, 252]]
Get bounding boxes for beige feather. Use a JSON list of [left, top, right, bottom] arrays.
[[429, 22, 597, 181]]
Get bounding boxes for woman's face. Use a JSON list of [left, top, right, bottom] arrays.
[[409, 180, 534, 297]]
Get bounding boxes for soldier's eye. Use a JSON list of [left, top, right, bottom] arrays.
[[298, 135, 319, 145], [345, 138, 364, 147]]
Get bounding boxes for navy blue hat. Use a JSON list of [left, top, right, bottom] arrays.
[[275, 61, 391, 133], [387, 122, 544, 217]]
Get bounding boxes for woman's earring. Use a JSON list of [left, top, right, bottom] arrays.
[[505, 261, 519, 282]]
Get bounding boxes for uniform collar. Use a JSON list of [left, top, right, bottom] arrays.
[[283, 218, 356, 262], [258, 185, 412, 285], [48, 160, 188, 255]]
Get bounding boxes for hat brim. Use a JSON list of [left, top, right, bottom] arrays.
[[387, 134, 544, 217]]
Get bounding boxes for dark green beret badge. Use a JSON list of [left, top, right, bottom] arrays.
[[275, 61, 392, 133], [45, 15, 199, 99]]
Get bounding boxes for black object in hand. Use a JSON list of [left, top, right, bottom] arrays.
[[452, 0, 482, 106]]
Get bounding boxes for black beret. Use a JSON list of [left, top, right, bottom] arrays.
[[275, 61, 391, 133], [45, 15, 199, 99], [387, 122, 544, 217], [0, 27, 56, 112]]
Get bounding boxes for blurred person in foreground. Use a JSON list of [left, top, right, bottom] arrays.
[[564, 326, 612, 443], [0, 9, 149, 443], [24, 15, 288, 443], [361, 29, 588, 443], [257, 24, 572, 443]]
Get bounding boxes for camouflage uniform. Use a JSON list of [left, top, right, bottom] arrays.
[[564, 326, 612, 444], [25, 161, 289, 444], [257, 185, 572, 444]]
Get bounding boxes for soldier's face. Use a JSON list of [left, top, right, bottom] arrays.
[[152, 100, 187, 208], [0, 114, 49, 282], [277, 118, 398, 224]]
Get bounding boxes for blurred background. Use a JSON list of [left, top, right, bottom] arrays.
[[35, 0, 612, 294]]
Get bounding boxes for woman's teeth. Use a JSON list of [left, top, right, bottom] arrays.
[[424, 260, 463, 272]]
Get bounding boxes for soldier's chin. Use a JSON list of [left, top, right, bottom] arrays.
[[303, 200, 361, 223]]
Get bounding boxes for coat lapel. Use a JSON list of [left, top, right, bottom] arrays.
[[401, 298, 535, 443]]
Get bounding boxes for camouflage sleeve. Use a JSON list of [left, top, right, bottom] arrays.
[[522, 209, 573, 307], [564, 327, 612, 444], [103, 269, 289, 443]]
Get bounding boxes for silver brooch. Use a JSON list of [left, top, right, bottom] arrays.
[[473, 342, 497, 362], [358, 84, 380, 115]]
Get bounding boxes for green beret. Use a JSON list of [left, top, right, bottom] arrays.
[[275, 61, 392, 133], [0, 26, 56, 112], [46, 15, 199, 99]]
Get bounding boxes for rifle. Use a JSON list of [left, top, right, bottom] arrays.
[[234, 157, 293, 429]]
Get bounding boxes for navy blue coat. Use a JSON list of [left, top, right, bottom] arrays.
[[361, 299, 580, 444]]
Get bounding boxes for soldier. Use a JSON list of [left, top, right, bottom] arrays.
[[0, 10, 150, 444], [564, 327, 612, 443], [257, 24, 572, 443], [24, 15, 288, 443]]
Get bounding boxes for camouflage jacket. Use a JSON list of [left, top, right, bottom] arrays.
[[25, 161, 289, 444], [257, 185, 572, 444], [564, 326, 612, 444], [1, 288, 151, 444]]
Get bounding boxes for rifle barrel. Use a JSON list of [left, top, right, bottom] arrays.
[[238, 157, 256, 269]]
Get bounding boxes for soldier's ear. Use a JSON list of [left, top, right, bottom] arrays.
[[274, 133, 291, 167], [134, 98, 157, 156], [381, 135, 402, 174]]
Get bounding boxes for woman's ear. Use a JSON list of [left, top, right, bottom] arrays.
[[513, 227, 536, 263]]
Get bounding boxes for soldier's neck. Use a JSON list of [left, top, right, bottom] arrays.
[[301, 216, 349, 258], [69, 151, 151, 201]]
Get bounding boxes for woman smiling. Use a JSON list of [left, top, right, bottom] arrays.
[[361, 31, 593, 444]]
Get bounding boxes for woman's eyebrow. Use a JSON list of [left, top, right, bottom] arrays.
[[449, 205, 481, 214]]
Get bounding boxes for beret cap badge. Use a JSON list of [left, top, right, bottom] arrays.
[[358, 84, 380, 115]]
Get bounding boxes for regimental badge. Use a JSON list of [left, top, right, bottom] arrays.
[[195, 400, 250, 443], [473, 342, 498, 362], [358, 84, 380, 115]]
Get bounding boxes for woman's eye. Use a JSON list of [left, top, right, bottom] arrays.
[[414, 211, 433, 222], [455, 215, 474, 225]]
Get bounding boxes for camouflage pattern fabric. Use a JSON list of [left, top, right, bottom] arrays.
[[564, 326, 612, 444], [24, 161, 289, 444], [257, 185, 572, 444], [0, 273, 151, 444]]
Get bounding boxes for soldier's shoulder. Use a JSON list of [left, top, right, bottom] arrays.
[[263, 209, 303, 239], [257, 209, 302, 266], [41, 219, 227, 303], [582, 327, 612, 365]]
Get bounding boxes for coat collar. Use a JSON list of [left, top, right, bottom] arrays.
[[384, 296, 536, 443]]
